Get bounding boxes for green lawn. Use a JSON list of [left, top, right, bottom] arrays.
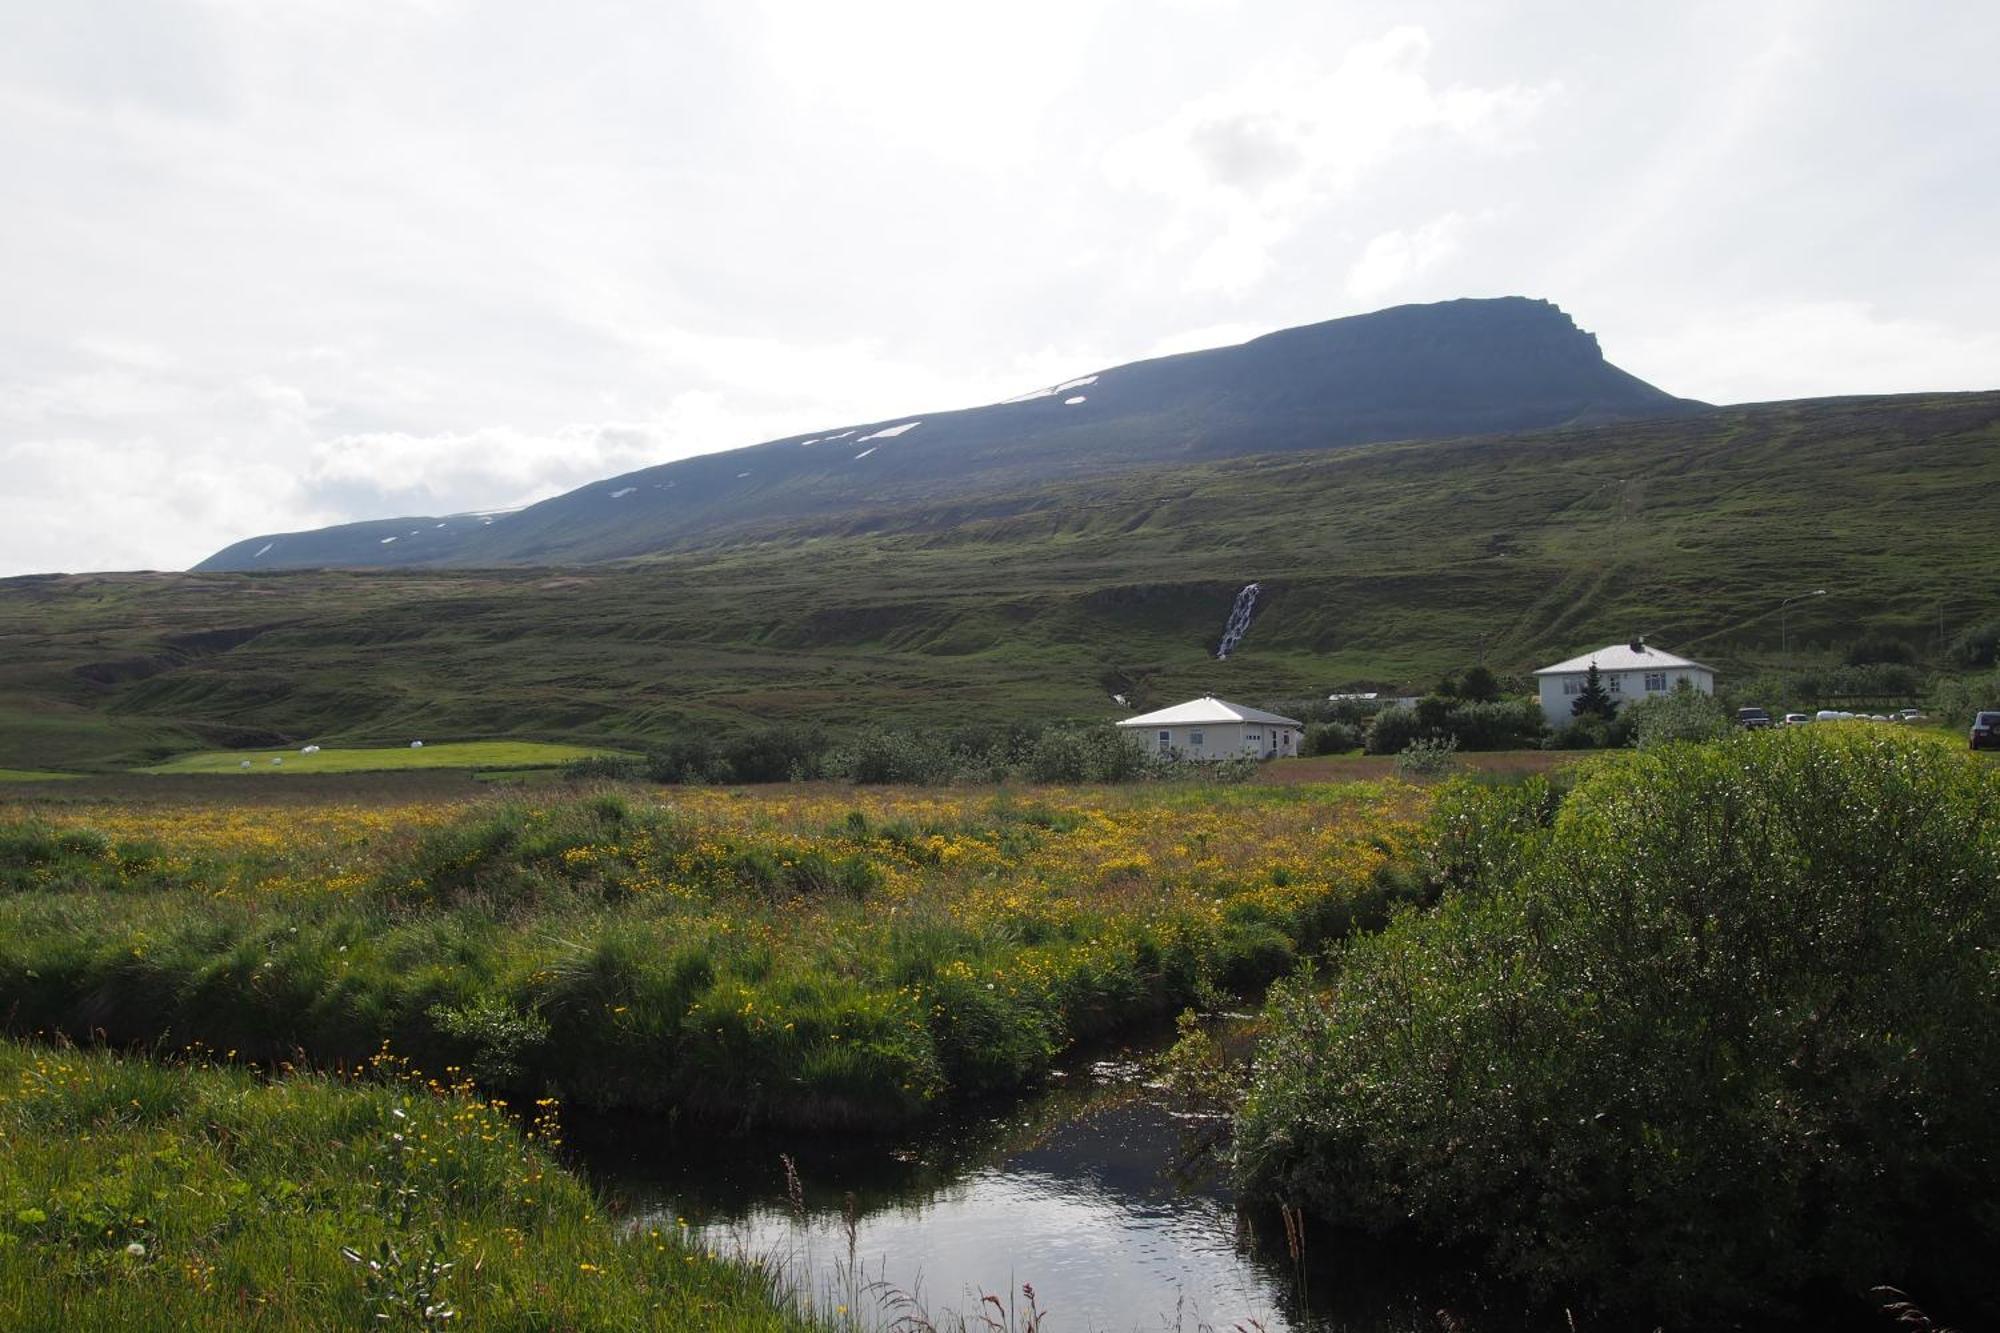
[[0, 768, 81, 782], [142, 740, 620, 775]]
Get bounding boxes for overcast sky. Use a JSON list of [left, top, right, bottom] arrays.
[[3, 1, 1996, 574]]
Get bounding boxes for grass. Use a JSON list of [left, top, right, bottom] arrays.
[[0, 769, 81, 782], [141, 740, 625, 776], [2, 392, 1996, 772], [0, 1040, 816, 1330], [0, 779, 1422, 1128]]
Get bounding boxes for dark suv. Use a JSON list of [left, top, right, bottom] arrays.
[[1736, 707, 1773, 730], [1973, 711, 2000, 751]]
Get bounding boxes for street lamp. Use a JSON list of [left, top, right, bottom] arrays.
[[1780, 589, 1828, 672]]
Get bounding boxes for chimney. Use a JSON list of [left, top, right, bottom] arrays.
[[1629, 635, 1646, 653]]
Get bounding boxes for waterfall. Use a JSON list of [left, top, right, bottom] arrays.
[[1215, 582, 1261, 659]]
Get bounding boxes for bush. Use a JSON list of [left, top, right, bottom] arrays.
[[1393, 736, 1461, 777], [1948, 620, 2000, 670], [1933, 671, 2000, 726], [1236, 728, 2000, 1320], [1845, 631, 1917, 666], [1621, 684, 1732, 748], [559, 753, 646, 781], [1364, 707, 1427, 755], [1369, 699, 1544, 754], [1302, 721, 1364, 756]]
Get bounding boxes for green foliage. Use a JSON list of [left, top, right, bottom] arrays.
[[1457, 665, 1502, 703], [1023, 726, 1152, 783], [1948, 620, 2000, 670], [1570, 661, 1616, 719], [0, 1043, 810, 1330], [1621, 682, 1732, 748], [1301, 720, 1364, 756], [1367, 699, 1544, 755], [0, 786, 1402, 1130], [1392, 736, 1461, 777], [1236, 728, 2000, 1319], [1845, 630, 1917, 666], [1776, 661, 1923, 704], [1932, 671, 2000, 726]]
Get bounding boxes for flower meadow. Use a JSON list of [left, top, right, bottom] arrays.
[[0, 779, 1420, 1127]]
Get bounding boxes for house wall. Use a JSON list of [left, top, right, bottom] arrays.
[[1537, 667, 1715, 726], [1125, 721, 1302, 760]]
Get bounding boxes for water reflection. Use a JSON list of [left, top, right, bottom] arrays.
[[572, 1034, 1533, 1332]]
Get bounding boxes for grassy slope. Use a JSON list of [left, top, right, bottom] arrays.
[[2, 392, 1996, 770], [143, 740, 623, 775]]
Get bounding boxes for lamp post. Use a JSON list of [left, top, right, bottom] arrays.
[[1780, 589, 1827, 673]]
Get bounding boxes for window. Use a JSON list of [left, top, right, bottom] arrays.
[[1607, 675, 1623, 693], [1189, 730, 1204, 746], [1644, 672, 1667, 692], [1563, 678, 1583, 695], [1158, 730, 1171, 753]]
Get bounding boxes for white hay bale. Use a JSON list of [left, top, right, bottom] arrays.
[[410, 740, 424, 748]]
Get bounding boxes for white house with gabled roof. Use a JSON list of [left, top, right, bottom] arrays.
[[1532, 638, 1715, 726], [1115, 696, 1305, 760]]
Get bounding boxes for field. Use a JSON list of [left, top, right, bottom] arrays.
[[0, 776, 1421, 1128], [141, 740, 623, 776], [0, 769, 81, 782], [2, 392, 1996, 773]]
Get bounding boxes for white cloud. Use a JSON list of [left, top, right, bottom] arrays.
[[1104, 26, 1551, 296], [1620, 301, 2000, 405], [1345, 213, 1469, 301]]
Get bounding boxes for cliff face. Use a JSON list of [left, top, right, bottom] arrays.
[[196, 296, 1702, 571]]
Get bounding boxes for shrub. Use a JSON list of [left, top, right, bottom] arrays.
[[1844, 631, 1917, 665], [1236, 728, 2000, 1320], [559, 753, 646, 781], [823, 727, 963, 785], [1302, 721, 1364, 756], [1933, 671, 2000, 726], [1393, 736, 1460, 777], [1364, 707, 1427, 755], [1621, 683, 1732, 748], [1948, 620, 2000, 670]]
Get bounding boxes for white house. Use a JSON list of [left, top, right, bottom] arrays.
[[1116, 696, 1305, 760], [1532, 639, 1716, 726]]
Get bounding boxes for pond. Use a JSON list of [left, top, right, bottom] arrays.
[[570, 1022, 1539, 1332]]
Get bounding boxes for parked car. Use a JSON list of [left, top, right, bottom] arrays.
[[1894, 708, 1926, 723], [1736, 707, 1773, 729], [1973, 711, 2000, 751], [1782, 713, 1810, 726]]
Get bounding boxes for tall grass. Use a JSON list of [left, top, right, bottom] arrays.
[[0, 782, 1417, 1128], [1235, 727, 2000, 1322], [0, 1040, 815, 1330]]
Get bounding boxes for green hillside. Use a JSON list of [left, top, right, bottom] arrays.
[[4, 391, 1996, 771]]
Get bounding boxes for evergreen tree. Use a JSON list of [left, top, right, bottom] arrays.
[[1572, 661, 1618, 719]]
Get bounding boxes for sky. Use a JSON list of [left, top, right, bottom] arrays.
[[2, 0, 1996, 575]]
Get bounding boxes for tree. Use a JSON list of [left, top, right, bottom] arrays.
[[1571, 661, 1618, 720], [1458, 664, 1502, 703]]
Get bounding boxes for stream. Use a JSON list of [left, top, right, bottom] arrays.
[[569, 1022, 1540, 1333]]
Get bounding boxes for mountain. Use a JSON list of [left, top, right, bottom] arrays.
[[195, 297, 1700, 571], [12, 390, 1996, 772]]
